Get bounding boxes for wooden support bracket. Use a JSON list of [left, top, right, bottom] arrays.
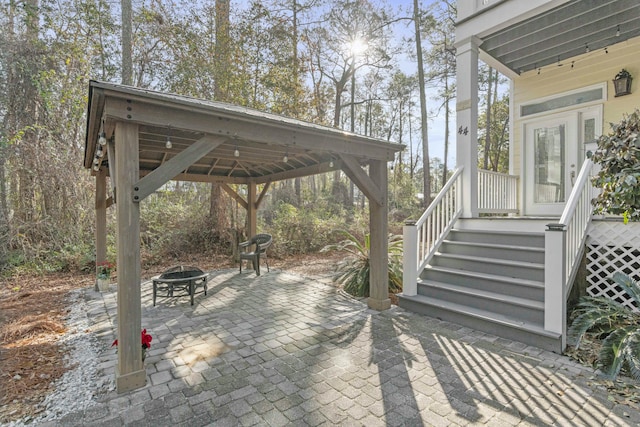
[[133, 135, 224, 202], [339, 154, 384, 207]]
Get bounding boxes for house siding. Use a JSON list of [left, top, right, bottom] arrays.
[[510, 35, 640, 176]]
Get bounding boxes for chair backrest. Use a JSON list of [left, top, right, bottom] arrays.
[[251, 233, 272, 252]]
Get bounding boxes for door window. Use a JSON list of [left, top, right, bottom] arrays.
[[533, 125, 565, 203]]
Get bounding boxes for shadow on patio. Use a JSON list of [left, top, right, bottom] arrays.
[[80, 269, 638, 426]]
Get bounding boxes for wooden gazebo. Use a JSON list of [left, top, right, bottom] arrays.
[[84, 80, 403, 393]]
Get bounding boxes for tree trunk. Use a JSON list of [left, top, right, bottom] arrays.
[[482, 67, 494, 170], [332, 71, 350, 208], [0, 0, 16, 266], [209, 0, 231, 232], [121, 0, 132, 85], [493, 116, 509, 172], [292, 0, 302, 205], [414, 0, 431, 206]]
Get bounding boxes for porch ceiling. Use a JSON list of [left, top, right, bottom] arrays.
[[84, 81, 402, 185], [481, 0, 640, 75]]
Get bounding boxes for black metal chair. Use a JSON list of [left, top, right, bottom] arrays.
[[239, 233, 272, 276]]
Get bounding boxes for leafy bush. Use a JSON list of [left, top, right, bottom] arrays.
[[269, 202, 344, 256], [591, 110, 640, 222], [139, 187, 232, 262], [322, 230, 403, 298], [569, 272, 640, 380]]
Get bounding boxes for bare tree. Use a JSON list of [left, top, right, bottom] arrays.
[[413, 0, 430, 206], [305, 0, 393, 206], [424, 0, 456, 189]]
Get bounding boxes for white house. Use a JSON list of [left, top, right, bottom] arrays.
[[400, 0, 640, 353]]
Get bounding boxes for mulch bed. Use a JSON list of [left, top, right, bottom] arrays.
[[0, 273, 93, 423]]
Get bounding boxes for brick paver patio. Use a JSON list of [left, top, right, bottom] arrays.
[[49, 269, 640, 426]]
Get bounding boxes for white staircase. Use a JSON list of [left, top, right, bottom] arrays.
[[400, 161, 595, 354], [398, 219, 562, 352]]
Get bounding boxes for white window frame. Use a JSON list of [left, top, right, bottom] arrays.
[[517, 82, 607, 120]]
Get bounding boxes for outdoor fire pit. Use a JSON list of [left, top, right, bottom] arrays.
[[153, 265, 208, 306]]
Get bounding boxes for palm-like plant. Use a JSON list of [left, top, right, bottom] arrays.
[[321, 231, 403, 298], [568, 272, 640, 380]]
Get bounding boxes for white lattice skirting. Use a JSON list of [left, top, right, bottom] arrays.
[[586, 220, 640, 312]]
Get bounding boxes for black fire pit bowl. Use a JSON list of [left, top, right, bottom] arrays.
[[153, 265, 208, 306]]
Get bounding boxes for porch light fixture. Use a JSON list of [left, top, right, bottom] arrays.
[[283, 148, 289, 163], [165, 136, 172, 149], [613, 69, 632, 97], [234, 145, 240, 157], [585, 44, 590, 53], [329, 159, 334, 168], [616, 25, 621, 37]]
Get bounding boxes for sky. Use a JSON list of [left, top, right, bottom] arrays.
[[228, 0, 456, 166]]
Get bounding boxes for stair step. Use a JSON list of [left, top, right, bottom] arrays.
[[417, 280, 544, 324], [431, 252, 545, 281], [449, 229, 545, 247], [398, 294, 562, 353], [422, 265, 544, 300], [441, 240, 545, 263]]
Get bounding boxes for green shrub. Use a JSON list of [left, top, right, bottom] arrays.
[[569, 272, 640, 380], [322, 230, 403, 298], [591, 110, 640, 222], [269, 202, 344, 256]]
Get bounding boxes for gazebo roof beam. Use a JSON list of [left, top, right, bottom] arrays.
[[102, 94, 397, 162]]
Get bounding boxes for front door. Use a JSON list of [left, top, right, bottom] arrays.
[[524, 113, 578, 216]]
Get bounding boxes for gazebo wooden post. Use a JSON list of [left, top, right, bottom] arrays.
[[114, 121, 146, 393], [367, 159, 391, 311], [95, 167, 107, 291]]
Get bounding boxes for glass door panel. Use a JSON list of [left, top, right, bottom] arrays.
[[533, 125, 565, 204], [524, 113, 577, 216]]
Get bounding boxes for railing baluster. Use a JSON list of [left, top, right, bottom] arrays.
[[403, 167, 464, 290], [477, 169, 519, 214]]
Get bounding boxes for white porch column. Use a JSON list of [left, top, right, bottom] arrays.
[[114, 121, 146, 393], [455, 36, 480, 218]]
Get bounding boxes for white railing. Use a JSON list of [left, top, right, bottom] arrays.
[[478, 169, 519, 214], [403, 167, 463, 296], [544, 159, 594, 349]]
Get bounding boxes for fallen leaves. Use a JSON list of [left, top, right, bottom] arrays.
[[0, 272, 93, 423]]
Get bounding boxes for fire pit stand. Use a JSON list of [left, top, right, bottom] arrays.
[[153, 265, 208, 306]]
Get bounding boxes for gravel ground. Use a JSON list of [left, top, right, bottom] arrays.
[[3, 289, 112, 427]]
